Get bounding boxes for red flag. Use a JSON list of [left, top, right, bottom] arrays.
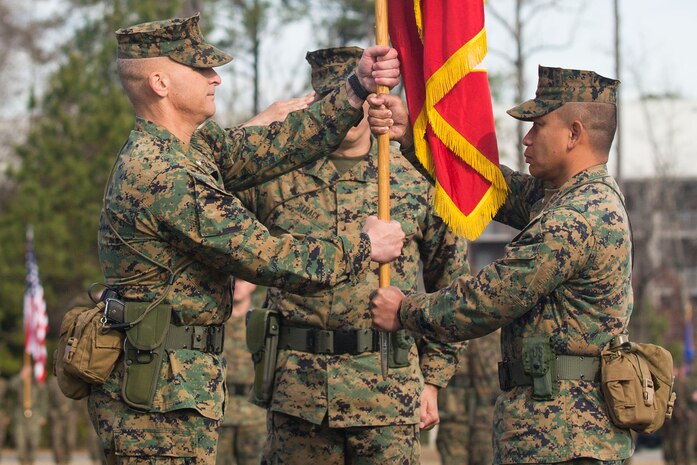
[[24, 226, 48, 384], [388, 0, 506, 239]]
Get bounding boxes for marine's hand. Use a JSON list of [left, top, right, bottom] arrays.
[[370, 286, 405, 332], [363, 215, 405, 263], [367, 93, 413, 147], [419, 383, 440, 430], [241, 92, 317, 127], [355, 45, 400, 92]]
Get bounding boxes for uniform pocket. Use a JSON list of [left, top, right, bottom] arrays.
[[114, 428, 197, 457]]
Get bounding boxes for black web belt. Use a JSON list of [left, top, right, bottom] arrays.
[[498, 355, 601, 391], [165, 324, 225, 354], [278, 326, 381, 355]]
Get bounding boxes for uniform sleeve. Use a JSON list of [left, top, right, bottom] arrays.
[[415, 201, 469, 387], [142, 167, 370, 293], [493, 165, 545, 230], [192, 85, 362, 193], [399, 206, 595, 343]]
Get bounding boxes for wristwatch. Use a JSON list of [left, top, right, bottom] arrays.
[[348, 72, 370, 100]]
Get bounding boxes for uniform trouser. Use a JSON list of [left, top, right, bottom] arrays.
[[0, 416, 8, 460], [435, 416, 469, 465], [88, 388, 220, 465], [51, 413, 78, 465], [13, 420, 41, 465], [215, 422, 265, 465], [262, 411, 420, 465]]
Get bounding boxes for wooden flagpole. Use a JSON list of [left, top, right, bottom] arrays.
[[375, 0, 391, 380]]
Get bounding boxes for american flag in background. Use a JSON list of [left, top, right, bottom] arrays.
[[24, 226, 48, 383]]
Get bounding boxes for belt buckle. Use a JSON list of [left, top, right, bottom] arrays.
[[207, 326, 223, 353], [191, 326, 207, 351], [314, 330, 334, 354]]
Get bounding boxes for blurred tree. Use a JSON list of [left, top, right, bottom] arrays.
[[207, 0, 310, 114], [0, 0, 197, 374]]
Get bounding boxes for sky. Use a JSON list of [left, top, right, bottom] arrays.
[[222, 0, 697, 178]]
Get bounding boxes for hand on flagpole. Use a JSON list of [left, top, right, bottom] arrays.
[[355, 46, 400, 93], [370, 285, 405, 332], [362, 215, 405, 263], [367, 93, 413, 149]]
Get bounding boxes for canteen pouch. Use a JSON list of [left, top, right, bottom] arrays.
[[523, 337, 558, 401], [246, 308, 280, 407], [601, 336, 676, 433], [55, 301, 124, 399], [122, 302, 171, 411], [388, 331, 413, 368]]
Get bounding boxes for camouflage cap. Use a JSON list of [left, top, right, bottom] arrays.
[[305, 46, 364, 95], [115, 13, 232, 68], [507, 65, 620, 121]]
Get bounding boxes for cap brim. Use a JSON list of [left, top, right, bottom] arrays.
[[507, 98, 563, 121], [169, 44, 233, 68]]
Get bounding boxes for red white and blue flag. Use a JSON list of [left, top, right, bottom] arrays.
[[24, 226, 48, 384]]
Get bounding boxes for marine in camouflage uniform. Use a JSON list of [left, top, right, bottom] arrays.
[[0, 375, 8, 461], [436, 329, 500, 465], [216, 279, 265, 465], [47, 376, 78, 465], [370, 66, 635, 464], [8, 367, 48, 465], [662, 365, 697, 465], [92, 14, 402, 465], [236, 47, 467, 465]]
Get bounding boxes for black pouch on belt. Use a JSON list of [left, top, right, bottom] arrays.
[[121, 302, 171, 411]]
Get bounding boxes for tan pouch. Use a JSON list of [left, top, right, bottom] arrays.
[[601, 339, 676, 433], [54, 302, 124, 399]]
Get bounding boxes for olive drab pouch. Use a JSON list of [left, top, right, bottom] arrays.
[[601, 335, 676, 433], [54, 301, 124, 399], [523, 337, 559, 401], [246, 308, 280, 407], [388, 331, 414, 368], [122, 302, 172, 411]]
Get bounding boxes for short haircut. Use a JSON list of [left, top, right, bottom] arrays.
[[557, 102, 617, 154], [116, 57, 165, 109]]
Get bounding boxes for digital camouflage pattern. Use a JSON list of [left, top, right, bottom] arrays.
[[264, 411, 420, 463], [116, 14, 232, 68], [435, 344, 470, 465], [507, 66, 619, 121], [47, 376, 79, 465], [217, 312, 265, 465], [306, 46, 363, 96], [92, 83, 368, 463], [237, 142, 467, 431], [436, 330, 500, 465], [398, 164, 634, 463]]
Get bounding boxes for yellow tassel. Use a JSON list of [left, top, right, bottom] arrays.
[[426, 107, 506, 190], [434, 181, 508, 240], [414, 0, 424, 41], [425, 29, 488, 110]]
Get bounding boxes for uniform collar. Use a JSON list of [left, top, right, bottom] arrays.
[[134, 117, 188, 155], [302, 138, 378, 185]]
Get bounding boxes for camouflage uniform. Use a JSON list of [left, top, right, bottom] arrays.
[[8, 372, 48, 465], [0, 376, 8, 460], [236, 47, 467, 465], [435, 345, 470, 465], [436, 330, 500, 465], [663, 368, 697, 465], [216, 312, 266, 465], [47, 376, 78, 465], [396, 67, 634, 464], [92, 15, 370, 465]]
